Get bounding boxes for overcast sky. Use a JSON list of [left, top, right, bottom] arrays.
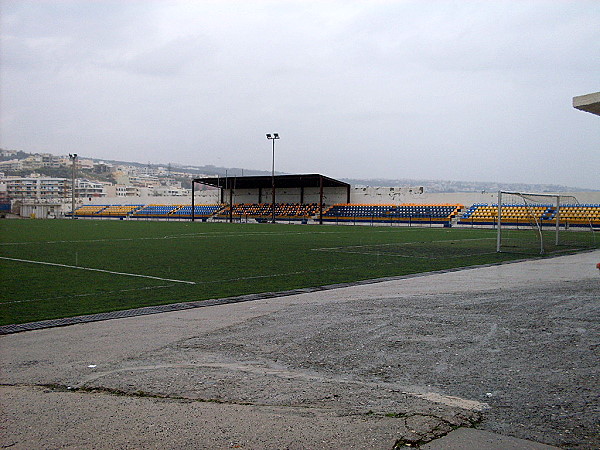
[[1, 1, 599, 189]]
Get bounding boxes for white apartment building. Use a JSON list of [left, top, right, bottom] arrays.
[[93, 162, 113, 173], [78, 158, 95, 170], [114, 185, 142, 197], [76, 179, 106, 198], [0, 150, 17, 158], [40, 153, 64, 168], [140, 166, 167, 176], [1, 176, 106, 200], [4, 176, 69, 200], [152, 186, 192, 196], [0, 159, 25, 171], [129, 174, 160, 188]]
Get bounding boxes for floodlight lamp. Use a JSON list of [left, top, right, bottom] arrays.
[[266, 134, 272, 139], [273, 133, 279, 139]]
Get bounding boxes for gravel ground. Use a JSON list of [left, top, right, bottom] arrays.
[[1, 250, 598, 449]]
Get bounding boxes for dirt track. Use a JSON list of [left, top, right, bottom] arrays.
[[1, 250, 599, 449]]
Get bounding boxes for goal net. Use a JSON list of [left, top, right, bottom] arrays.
[[496, 191, 596, 254]]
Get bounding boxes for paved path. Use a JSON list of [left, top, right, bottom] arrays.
[[1, 250, 598, 449]]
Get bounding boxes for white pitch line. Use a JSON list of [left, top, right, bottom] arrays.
[[313, 237, 496, 251], [0, 256, 196, 285], [312, 248, 497, 259], [0, 230, 350, 246], [0, 284, 173, 305]]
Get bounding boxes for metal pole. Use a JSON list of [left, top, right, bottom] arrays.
[[69, 154, 77, 219], [72, 157, 75, 218], [271, 138, 275, 223], [555, 195, 560, 246], [191, 180, 195, 222], [319, 175, 324, 225], [225, 170, 229, 220], [229, 177, 234, 223], [266, 133, 279, 223], [496, 191, 502, 252]]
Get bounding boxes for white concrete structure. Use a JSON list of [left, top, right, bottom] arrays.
[[83, 189, 600, 208], [19, 201, 65, 219], [573, 91, 600, 116]]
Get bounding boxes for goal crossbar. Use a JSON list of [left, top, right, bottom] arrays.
[[496, 191, 563, 254]]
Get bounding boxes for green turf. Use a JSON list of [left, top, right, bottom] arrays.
[[0, 220, 596, 325]]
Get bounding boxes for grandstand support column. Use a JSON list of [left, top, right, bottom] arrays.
[[191, 180, 195, 222], [224, 171, 228, 206], [319, 175, 324, 225], [218, 175, 223, 203], [229, 188, 233, 223]]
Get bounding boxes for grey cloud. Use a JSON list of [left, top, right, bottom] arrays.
[[341, 2, 599, 72], [0, 0, 598, 189], [101, 35, 215, 77]]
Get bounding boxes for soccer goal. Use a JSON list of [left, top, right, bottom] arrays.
[[496, 191, 596, 254]]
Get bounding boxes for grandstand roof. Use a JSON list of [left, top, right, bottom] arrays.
[[193, 174, 350, 190], [573, 92, 600, 116]]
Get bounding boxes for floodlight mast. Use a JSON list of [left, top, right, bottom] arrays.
[[69, 154, 77, 219], [266, 133, 280, 223]]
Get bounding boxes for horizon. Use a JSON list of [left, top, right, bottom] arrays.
[[2, 147, 596, 192], [1, 1, 599, 189]]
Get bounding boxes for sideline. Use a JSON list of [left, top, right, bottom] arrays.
[[312, 237, 497, 258], [0, 229, 386, 246], [0, 256, 196, 285], [0, 257, 537, 335]]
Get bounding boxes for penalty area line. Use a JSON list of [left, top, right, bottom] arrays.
[[0, 256, 196, 285]]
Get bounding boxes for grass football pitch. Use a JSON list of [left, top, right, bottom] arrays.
[[0, 219, 595, 325]]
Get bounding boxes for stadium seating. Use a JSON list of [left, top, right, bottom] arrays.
[[74, 205, 109, 216], [459, 204, 550, 225], [459, 204, 600, 227], [322, 204, 463, 225], [552, 204, 600, 227], [73, 204, 225, 219], [217, 203, 320, 221], [73, 204, 144, 218], [132, 204, 180, 218], [97, 205, 144, 217], [73, 202, 599, 227], [170, 204, 225, 218]]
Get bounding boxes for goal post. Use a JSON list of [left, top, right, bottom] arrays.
[[496, 191, 596, 254]]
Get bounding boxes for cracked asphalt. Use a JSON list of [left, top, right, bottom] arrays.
[[1, 250, 599, 449]]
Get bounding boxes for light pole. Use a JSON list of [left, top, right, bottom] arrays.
[[69, 153, 77, 219], [266, 133, 279, 223]]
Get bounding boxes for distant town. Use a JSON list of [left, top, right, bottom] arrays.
[[0, 148, 594, 208]]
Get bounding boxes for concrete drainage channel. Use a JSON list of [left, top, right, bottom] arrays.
[[1, 258, 533, 335]]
